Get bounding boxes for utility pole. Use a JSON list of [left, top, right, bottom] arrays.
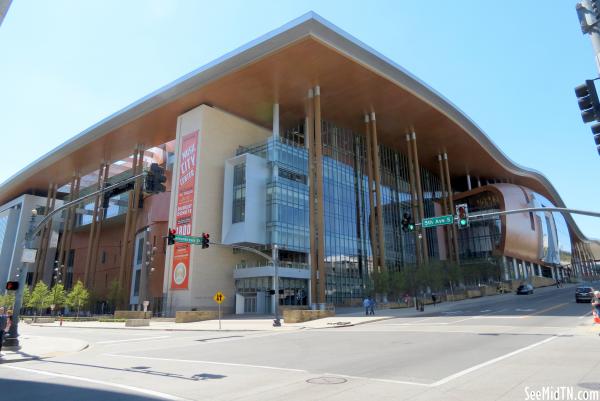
[[577, 0, 600, 73], [4, 210, 39, 348]]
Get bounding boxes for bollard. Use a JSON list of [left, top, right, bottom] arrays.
[[60, 315, 63, 326]]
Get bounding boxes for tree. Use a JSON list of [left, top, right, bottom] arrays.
[[67, 280, 89, 318], [48, 283, 67, 314], [28, 281, 51, 316], [0, 291, 15, 310], [21, 285, 32, 313], [106, 279, 122, 313]]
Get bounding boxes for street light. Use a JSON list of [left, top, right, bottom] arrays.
[[5, 210, 39, 348], [272, 244, 281, 327]]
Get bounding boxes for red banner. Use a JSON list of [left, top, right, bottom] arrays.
[[171, 130, 198, 290]]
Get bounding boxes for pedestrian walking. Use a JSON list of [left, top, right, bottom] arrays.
[[431, 293, 437, 306], [0, 307, 11, 356], [363, 297, 370, 316], [369, 298, 376, 315]]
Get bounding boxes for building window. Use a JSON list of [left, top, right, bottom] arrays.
[[232, 164, 246, 223], [101, 250, 107, 264]]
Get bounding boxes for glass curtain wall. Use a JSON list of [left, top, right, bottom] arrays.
[[241, 121, 444, 305]]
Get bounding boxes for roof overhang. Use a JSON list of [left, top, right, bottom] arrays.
[[0, 12, 589, 241]]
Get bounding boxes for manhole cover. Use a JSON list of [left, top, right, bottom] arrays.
[[306, 376, 348, 385], [579, 383, 600, 390]]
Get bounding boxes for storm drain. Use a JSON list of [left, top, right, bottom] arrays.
[[306, 377, 348, 385]]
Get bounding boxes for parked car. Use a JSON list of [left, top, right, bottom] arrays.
[[516, 284, 534, 295], [575, 286, 595, 303]]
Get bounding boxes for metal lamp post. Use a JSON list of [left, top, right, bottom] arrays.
[[272, 244, 281, 327], [5, 209, 39, 349]]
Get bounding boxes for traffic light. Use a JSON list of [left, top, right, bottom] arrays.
[[401, 213, 415, 232], [456, 203, 469, 229], [592, 124, 600, 156], [167, 228, 176, 245], [145, 163, 167, 194], [6, 281, 19, 291], [575, 80, 600, 123], [202, 232, 210, 249]]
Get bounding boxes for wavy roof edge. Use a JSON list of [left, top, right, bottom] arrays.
[[0, 11, 591, 242]]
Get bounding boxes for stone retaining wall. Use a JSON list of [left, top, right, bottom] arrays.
[[114, 310, 152, 319], [282, 309, 334, 323], [175, 310, 218, 323]]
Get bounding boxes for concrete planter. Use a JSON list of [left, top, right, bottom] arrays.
[[466, 290, 482, 298], [282, 309, 334, 323], [175, 310, 218, 323], [114, 310, 152, 319], [125, 319, 150, 327]]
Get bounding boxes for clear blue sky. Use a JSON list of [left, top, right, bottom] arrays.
[[1, 1, 598, 239]]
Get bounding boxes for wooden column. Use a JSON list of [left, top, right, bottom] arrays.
[[34, 182, 57, 284], [410, 131, 429, 263], [307, 89, 317, 306], [63, 175, 80, 281], [364, 115, 378, 271], [56, 175, 76, 274], [118, 148, 140, 297], [370, 113, 386, 273], [89, 163, 110, 288], [83, 164, 105, 287], [438, 154, 453, 262], [443, 153, 460, 264], [313, 86, 326, 306], [405, 134, 422, 265]]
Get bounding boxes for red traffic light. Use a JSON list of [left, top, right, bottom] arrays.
[[202, 232, 210, 249], [6, 281, 19, 291], [167, 228, 177, 245]]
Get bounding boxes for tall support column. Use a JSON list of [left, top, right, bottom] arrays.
[[272, 103, 280, 140], [438, 155, 453, 262], [364, 115, 378, 271], [118, 147, 141, 304], [307, 89, 317, 307], [89, 163, 110, 288], [34, 182, 57, 284], [370, 113, 386, 273], [466, 173, 472, 191], [444, 153, 460, 264], [410, 131, 429, 263], [83, 164, 105, 287], [57, 175, 76, 273], [313, 86, 326, 307], [406, 134, 422, 265], [63, 175, 80, 280], [477, 177, 482, 188]]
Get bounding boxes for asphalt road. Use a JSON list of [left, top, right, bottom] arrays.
[[3, 285, 600, 401]]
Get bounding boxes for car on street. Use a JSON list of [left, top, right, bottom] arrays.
[[575, 286, 595, 303], [516, 284, 534, 295]]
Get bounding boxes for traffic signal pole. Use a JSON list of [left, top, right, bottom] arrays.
[[577, 0, 600, 73]]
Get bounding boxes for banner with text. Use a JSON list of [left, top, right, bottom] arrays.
[[171, 130, 198, 290]]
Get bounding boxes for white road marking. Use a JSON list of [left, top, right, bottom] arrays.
[[480, 309, 492, 313], [515, 308, 535, 312], [97, 336, 170, 344], [104, 353, 309, 373], [476, 316, 527, 319], [579, 311, 592, 319], [0, 365, 192, 401], [429, 335, 558, 387]]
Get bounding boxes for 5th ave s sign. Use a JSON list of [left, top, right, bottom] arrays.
[[421, 215, 454, 228]]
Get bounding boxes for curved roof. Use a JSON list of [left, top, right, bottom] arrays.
[[0, 12, 589, 241]]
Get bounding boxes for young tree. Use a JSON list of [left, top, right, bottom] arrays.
[[67, 280, 90, 318], [48, 283, 67, 315], [0, 291, 16, 310], [28, 281, 51, 316], [21, 285, 32, 313], [106, 279, 122, 313]]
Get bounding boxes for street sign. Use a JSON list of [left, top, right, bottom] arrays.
[[174, 235, 202, 245], [421, 215, 454, 228], [213, 291, 225, 304]]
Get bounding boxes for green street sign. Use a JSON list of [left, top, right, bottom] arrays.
[[173, 235, 202, 245], [421, 215, 454, 228]]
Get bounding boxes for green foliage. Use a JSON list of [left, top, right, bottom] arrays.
[[0, 291, 15, 310], [21, 286, 32, 309], [107, 279, 122, 311], [67, 280, 90, 317], [28, 281, 51, 314], [48, 283, 67, 312], [372, 269, 389, 295]]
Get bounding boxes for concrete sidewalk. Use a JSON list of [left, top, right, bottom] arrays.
[[27, 284, 574, 332], [0, 335, 88, 363]]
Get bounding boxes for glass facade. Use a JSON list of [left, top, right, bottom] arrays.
[[241, 120, 443, 304], [232, 164, 246, 223], [456, 191, 503, 260]]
